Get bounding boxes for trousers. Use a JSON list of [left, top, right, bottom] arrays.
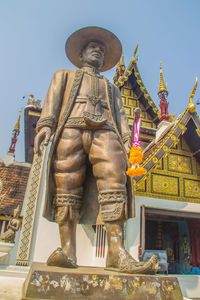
[[53, 128, 127, 223]]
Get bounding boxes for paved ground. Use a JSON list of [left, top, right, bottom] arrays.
[[0, 276, 25, 300]]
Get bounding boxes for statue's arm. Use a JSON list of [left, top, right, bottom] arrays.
[[113, 86, 131, 152], [36, 69, 68, 134], [34, 70, 68, 154]]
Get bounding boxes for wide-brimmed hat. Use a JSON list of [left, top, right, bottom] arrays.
[[65, 26, 122, 72]]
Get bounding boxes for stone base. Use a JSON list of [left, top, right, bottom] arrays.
[[0, 265, 30, 300], [0, 242, 15, 265], [22, 262, 183, 300]]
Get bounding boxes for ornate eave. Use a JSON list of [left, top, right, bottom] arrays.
[[115, 56, 160, 125], [134, 108, 200, 187]]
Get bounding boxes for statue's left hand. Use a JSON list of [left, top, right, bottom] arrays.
[[34, 126, 51, 155]]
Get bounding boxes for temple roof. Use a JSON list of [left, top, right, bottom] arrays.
[[0, 161, 30, 216], [114, 44, 160, 125], [134, 107, 200, 187]]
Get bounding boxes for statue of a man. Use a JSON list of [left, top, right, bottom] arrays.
[[34, 27, 158, 273]]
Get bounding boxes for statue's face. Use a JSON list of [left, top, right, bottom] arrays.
[[80, 41, 105, 70]]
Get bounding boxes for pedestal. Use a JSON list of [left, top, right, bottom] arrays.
[[0, 241, 15, 265], [22, 262, 183, 300]]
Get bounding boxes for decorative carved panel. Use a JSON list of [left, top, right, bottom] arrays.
[[122, 88, 131, 96], [181, 138, 190, 152], [124, 106, 132, 116], [171, 143, 178, 150], [141, 120, 152, 128], [132, 92, 138, 98], [168, 154, 192, 174], [184, 179, 200, 199], [124, 81, 132, 89], [139, 102, 145, 110], [128, 98, 137, 106], [196, 161, 200, 176], [147, 114, 153, 121], [128, 117, 134, 125], [137, 180, 146, 192], [155, 160, 163, 170], [140, 111, 146, 119], [152, 174, 179, 196], [122, 96, 126, 105]]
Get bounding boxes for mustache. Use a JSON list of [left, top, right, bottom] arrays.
[[91, 50, 103, 56]]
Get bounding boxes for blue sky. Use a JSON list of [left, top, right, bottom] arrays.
[[0, 0, 200, 161]]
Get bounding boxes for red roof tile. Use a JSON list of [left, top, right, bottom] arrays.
[[0, 162, 30, 216]]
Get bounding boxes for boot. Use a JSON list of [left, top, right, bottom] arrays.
[[105, 223, 159, 274], [47, 218, 78, 268]]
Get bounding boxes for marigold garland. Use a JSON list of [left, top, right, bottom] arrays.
[[127, 108, 146, 178], [129, 146, 143, 165], [127, 146, 146, 177], [126, 166, 146, 177]]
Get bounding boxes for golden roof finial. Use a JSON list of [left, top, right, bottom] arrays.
[[14, 108, 23, 132], [158, 62, 167, 94], [188, 76, 198, 113], [117, 60, 121, 69], [133, 41, 139, 63], [113, 60, 121, 83], [121, 51, 125, 66]]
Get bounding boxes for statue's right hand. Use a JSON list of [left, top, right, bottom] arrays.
[[34, 126, 51, 155]]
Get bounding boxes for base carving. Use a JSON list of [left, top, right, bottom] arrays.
[[22, 262, 183, 300]]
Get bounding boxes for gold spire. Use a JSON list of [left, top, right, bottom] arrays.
[[158, 62, 167, 94], [133, 41, 139, 63], [188, 76, 198, 113], [113, 60, 121, 83], [14, 108, 22, 132], [121, 51, 125, 66], [117, 60, 121, 70]]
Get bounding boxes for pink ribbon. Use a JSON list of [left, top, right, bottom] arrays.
[[132, 114, 141, 148]]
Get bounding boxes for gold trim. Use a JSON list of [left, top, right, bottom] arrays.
[[28, 111, 41, 117], [188, 76, 197, 113], [196, 128, 200, 137], [136, 190, 200, 204], [163, 145, 168, 152], [153, 157, 158, 163], [114, 44, 160, 121]]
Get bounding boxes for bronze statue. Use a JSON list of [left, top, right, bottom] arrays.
[[0, 206, 21, 243], [34, 27, 158, 273]]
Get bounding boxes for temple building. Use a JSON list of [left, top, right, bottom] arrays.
[[0, 108, 31, 267], [114, 45, 200, 276], [24, 95, 42, 163]]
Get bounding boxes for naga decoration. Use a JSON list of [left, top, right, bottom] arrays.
[[188, 76, 198, 113]]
